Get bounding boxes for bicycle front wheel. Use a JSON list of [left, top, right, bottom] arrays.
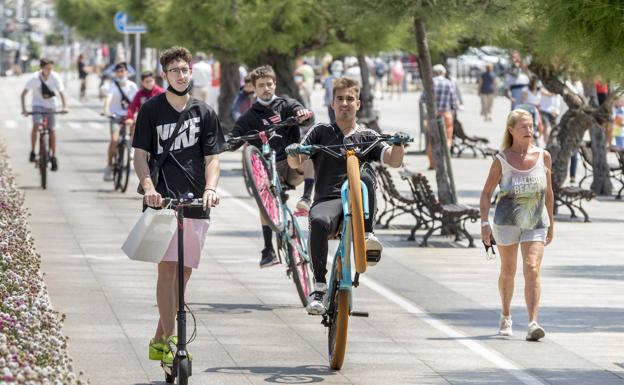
[[241, 148, 254, 197], [39, 132, 48, 189], [112, 143, 122, 190], [243, 145, 285, 232], [287, 214, 314, 306], [328, 289, 350, 370], [347, 155, 366, 274], [120, 141, 131, 192]]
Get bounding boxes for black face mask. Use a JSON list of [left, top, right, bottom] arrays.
[[167, 83, 192, 96]]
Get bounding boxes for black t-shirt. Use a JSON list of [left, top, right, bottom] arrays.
[[230, 96, 308, 161], [301, 123, 389, 204], [132, 93, 224, 198], [78, 61, 87, 79]]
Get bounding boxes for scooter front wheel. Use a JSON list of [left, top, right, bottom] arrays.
[[178, 357, 191, 385]]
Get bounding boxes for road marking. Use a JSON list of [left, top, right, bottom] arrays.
[[5, 120, 17, 129], [217, 184, 546, 385], [89, 122, 104, 130], [68, 122, 81, 130], [360, 276, 546, 385]]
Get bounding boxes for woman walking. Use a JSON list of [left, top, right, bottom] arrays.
[[479, 109, 554, 341]]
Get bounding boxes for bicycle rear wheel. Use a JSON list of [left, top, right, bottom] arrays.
[[347, 155, 366, 274], [243, 145, 284, 232], [39, 132, 48, 189], [328, 288, 349, 370], [286, 214, 314, 306], [113, 143, 122, 190]]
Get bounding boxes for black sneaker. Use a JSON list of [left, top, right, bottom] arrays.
[[50, 157, 58, 171], [259, 248, 279, 268], [29, 151, 36, 162]]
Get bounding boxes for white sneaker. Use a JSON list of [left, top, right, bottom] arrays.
[[103, 165, 114, 181], [306, 282, 327, 315], [296, 197, 311, 212], [498, 315, 513, 336], [365, 232, 383, 266], [526, 321, 545, 341]]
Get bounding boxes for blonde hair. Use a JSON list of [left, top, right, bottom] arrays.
[[501, 109, 533, 150]]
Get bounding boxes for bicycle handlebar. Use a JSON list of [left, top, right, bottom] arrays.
[[24, 110, 68, 115], [298, 133, 413, 159], [227, 116, 298, 144]]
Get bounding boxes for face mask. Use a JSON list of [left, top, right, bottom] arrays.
[[118, 76, 128, 82], [294, 75, 303, 83], [167, 83, 192, 96]]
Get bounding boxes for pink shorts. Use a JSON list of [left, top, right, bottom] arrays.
[[161, 219, 210, 269]]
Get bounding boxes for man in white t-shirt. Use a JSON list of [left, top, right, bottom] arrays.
[[190, 53, 212, 105], [20, 58, 68, 171], [101, 62, 138, 181]]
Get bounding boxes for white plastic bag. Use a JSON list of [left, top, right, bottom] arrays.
[[122, 208, 176, 263]]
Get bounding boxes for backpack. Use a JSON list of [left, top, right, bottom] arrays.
[[375, 61, 387, 78]]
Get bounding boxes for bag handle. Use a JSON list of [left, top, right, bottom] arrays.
[[114, 80, 132, 106]]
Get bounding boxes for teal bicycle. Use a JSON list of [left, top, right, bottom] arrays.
[[296, 132, 411, 369], [227, 117, 314, 306]]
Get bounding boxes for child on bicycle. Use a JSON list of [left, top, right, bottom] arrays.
[[286, 77, 409, 315], [20, 58, 69, 171], [228, 65, 315, 268], [102, 62, 138, 181]]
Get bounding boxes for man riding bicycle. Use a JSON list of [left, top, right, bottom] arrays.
[[102, 62, 138, 181], [228, 65, 315, 268], [20, 58, 69, 171], [286, 77, 408, 315], [132, 46, 224, 368]]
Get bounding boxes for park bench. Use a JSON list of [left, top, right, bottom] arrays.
[[577, 141, 624, 194], [451, 119, 494, 158], [554, 185, 595, 222], [399, 169, 479, 247], [375, 165, 425, 230]]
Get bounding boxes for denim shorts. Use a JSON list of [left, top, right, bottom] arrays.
[[32, 106, 56, 131], [492, 225, 547, 246]]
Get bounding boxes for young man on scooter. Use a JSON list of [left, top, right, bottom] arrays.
[[228, 65, 315, 268], [286, 77, 409, 315], [132, 46, 224, 367]]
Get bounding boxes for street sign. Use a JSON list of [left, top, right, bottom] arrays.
[[114, 11, 127, 33], [113, 11, 147, 34]]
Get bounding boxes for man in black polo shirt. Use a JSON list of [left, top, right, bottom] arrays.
[[229, 65, 314, 268], [287, 77, 408, 315]]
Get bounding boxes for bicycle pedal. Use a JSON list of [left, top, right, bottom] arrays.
[[351, 311, 369, 317], [366, 251, 381, 266]]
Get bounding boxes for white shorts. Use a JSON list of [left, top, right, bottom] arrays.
[[492, 225, 547, 246]]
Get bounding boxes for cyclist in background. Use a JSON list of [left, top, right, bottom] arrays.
[[21, 58, 69, 171], [286, 77, 407, 315], [102, 62, 138, 181], [228, 65, 314, 268], [127, 71, 166, 122]]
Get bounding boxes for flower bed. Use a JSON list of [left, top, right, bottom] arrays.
[[0, 143, 86, 385]]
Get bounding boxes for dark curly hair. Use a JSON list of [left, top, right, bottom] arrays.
[[250, 65, 276, 86], [159, 46, 192, 70]]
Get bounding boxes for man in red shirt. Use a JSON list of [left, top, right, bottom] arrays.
[[126, 71, 166, 122]]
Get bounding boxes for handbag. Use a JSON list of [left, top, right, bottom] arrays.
[[40, 76, 55, 99], [121, 207, 176, 263], [137, 102, 193, 194]]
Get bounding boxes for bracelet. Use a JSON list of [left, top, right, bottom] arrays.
[[481, 221, 490, 227], [204, 188, 217, 193]]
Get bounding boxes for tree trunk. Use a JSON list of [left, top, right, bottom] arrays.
[[414, 18, 454, 205], [254, 50, 303, 104], [217, 55, 239, 134], [356, 54, 380, 132], [533, 63, 613, 194]]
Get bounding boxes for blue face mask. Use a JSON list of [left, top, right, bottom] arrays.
[[118, 76, 128, 82]]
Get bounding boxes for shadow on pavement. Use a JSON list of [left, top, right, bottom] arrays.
[[63, 138, 109, 144], [429, 306, 624, 334], [187, 302, 299, 314], [204, 364, 333, 383], [544, 264, 624, 281], [434, 367, 624, 385]]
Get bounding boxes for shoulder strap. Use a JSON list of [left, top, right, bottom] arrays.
[[114, 80, 131, 104], [155, 100, 194, 169]]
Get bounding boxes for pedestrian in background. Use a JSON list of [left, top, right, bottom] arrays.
[[323, 60, 343, 122], [77, 53, 88, 100], [480, 109, 554, 342], [478, 63, 497, 121], [191, 53, 213, 107], [388, 55, 404, 100]]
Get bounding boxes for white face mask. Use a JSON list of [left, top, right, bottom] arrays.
[[118, 76, 127, 83]]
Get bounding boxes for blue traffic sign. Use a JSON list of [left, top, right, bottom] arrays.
[[113, 11, 147, 34]]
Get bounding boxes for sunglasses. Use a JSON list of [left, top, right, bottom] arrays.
[[483, 237, 497, 260]]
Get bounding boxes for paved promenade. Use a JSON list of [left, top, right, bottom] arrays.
[[1, 73, 623, 385]]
